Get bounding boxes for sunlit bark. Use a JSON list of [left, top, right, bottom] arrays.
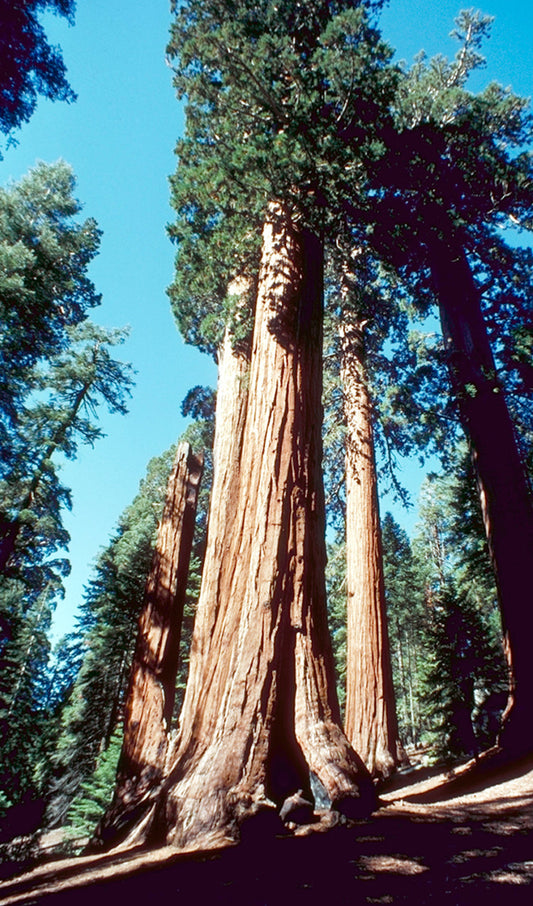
[[341, 313, 404, 779]]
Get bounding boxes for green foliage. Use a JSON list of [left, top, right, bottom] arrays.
[[0, 317, 133, 817], [0, 1, 76, 150], [420, 587, 505, 760], [167, 0, 396, 353], [367, 10, 533, 317], [0, 160, 101, 443], [0, 585, 53, 806], [0, 322, 134, 576], [0, 161, 133, 818], [0, 293, 132, 813], [45, 392, 215, 828], [413, 451, 508, 759], [325, 539, 347, 716], [381, 512, 426, 747], [65, 728, 123, 840]]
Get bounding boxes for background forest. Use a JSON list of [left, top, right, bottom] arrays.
[[0, 0, 531, 860]]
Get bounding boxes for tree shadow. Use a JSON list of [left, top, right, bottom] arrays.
[[2, 760, 532, 904]]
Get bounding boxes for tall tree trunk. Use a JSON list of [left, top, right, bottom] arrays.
[[92, 442, 203, 848], [340, 314, 404, 779], [102, 204, 375, 854], [180, 305, 252, 724], [428, 231, 533, 754]]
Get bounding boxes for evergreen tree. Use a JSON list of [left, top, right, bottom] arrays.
[[414, 453, 508, 759], [0, 160, 101, 445], [0, 582, 56, 815], [0, 163, 132, 818], [44, 447, 177, 828], [381, 512, 426, 748], [125, 0, 401, 849], [360, 11, 533, 752], [0, 1, 76, 151], [65, 728, 123, 841], [0, 321, 134, 576]]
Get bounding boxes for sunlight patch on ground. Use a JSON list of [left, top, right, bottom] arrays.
[[450, 846, 502, 863], [488, 869, 531, 885], [357, 854, 429, 875]]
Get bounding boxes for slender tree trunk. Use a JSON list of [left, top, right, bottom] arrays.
[[396, 631, 408, 737], [406, 638, 417, 745], [92, 443, 203, 847], [102, 204, 375, 854], [428, 232, 533, 754], [340, 314, 404, 778]]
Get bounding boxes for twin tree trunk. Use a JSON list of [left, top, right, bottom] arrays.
[[101, 204, 375, 854], [340, 312, 404, 779], [429, 232, 533, 755]]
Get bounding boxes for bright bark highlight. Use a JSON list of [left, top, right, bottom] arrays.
[[107, 204, 375, 853], [341, 314, 403, 778]]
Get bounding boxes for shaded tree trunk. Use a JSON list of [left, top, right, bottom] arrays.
[[428, 231, 533, 754], [340, 314, 404, 779], [92, 442, 202, 847], [100, 203, 375, 854]]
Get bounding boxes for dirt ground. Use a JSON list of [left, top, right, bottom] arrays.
[[1, 753, 532, 905]]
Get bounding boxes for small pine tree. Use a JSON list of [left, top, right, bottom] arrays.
[[381, 512, 426, 748], [65, 729, 123, 840], [420, 586, 506, 761]]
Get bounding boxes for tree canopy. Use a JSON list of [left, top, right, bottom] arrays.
[[0, 1, 76, 151]]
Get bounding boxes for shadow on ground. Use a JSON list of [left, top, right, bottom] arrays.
[[1, 758, 532, 905]]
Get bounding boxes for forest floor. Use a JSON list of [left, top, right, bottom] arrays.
[[1, 751, 532, 905]]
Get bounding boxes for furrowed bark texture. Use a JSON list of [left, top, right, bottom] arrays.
[[340, 315, 403, 779], [429, 233, 533, 754], [116, 204, 374, 853], [92, 442, 202, 847], [180, 318, 251, 723]]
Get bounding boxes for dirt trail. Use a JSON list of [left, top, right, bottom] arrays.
[[1, 754, 532, 905]]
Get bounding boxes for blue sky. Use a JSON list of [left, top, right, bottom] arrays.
[[1, 1, 532, 639]]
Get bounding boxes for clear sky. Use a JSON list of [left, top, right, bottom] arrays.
[[1, 1, 531, 640]]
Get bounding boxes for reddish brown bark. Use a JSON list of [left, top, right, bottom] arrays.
[[92, 442, 202, 847], [429, 232, 533, 755], [340, 314, 404, 779], [105, 204, 375, 854], [180, 308, 251, 722]]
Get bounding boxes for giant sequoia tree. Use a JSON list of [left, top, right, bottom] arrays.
[[94, 1, 398, 841], [363, 12, 533, 752], [99, 205, 375, 853]]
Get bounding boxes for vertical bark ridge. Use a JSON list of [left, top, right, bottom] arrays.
[[340, 313, 404, 779], [114, 203, 375, 852], [178, 294, 252, 734]]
